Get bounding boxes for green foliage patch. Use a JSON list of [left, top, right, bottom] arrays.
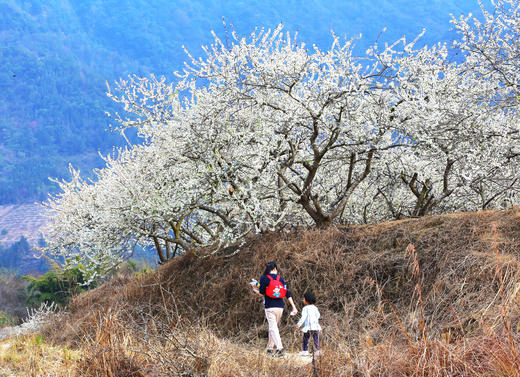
[[22, 266, 90, 307]]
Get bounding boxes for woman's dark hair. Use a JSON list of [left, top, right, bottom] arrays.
[[304, 292, 316, 304], [263, 261, 278, 276]]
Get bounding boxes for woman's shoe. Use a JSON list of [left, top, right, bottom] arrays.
[[274, 348, 285, 357], [298, 350, 310, 356], [266, 349, 274, 355]]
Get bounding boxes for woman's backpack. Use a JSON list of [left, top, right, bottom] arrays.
[[265, 275, 287, 298]]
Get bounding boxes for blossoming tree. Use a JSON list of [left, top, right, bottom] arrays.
[[42, 3, 520, 278]]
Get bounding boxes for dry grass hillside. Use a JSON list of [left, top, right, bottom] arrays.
[[7, 207, 520, 376]]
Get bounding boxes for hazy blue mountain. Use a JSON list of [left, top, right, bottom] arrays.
[[0, 0, 483, 205]]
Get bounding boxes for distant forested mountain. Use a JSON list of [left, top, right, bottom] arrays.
[[0, 0, 482, 204], [0, 236, 49, 275]]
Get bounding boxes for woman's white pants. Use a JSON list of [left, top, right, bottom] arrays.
[[265, 307, 284, 350]]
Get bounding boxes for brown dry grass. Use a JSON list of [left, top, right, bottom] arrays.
[[35, 207, 520, 376], [72, 305, 314, 377], [0, 334, 79, 376]]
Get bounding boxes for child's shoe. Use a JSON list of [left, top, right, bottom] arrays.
[[314, 350, 322, 356], [298, 350, 310, 356]]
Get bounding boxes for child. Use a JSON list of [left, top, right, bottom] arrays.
[[295, 292, 322, 356]]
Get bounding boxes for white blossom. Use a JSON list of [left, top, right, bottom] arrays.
[[42, 10, 520, 276]]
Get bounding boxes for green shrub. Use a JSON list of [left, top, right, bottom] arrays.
[[22, 266, 91, 307]]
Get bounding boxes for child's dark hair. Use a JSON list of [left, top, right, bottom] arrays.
[[304, 292, 316, 304], [263, 261, 278, 276]]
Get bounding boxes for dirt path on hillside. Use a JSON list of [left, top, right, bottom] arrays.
[[0, 342, 9, 353], [280, 351, 315, 367]]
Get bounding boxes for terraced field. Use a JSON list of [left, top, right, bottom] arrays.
[[0, 204, 50, 247]]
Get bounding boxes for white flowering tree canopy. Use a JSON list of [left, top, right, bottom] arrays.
[[42, 3, 520, 279]]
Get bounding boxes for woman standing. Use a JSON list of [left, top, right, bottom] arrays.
[[254, 261, 298, 357]]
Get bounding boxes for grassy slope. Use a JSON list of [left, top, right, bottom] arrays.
[[31, 207, 520, 375]]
